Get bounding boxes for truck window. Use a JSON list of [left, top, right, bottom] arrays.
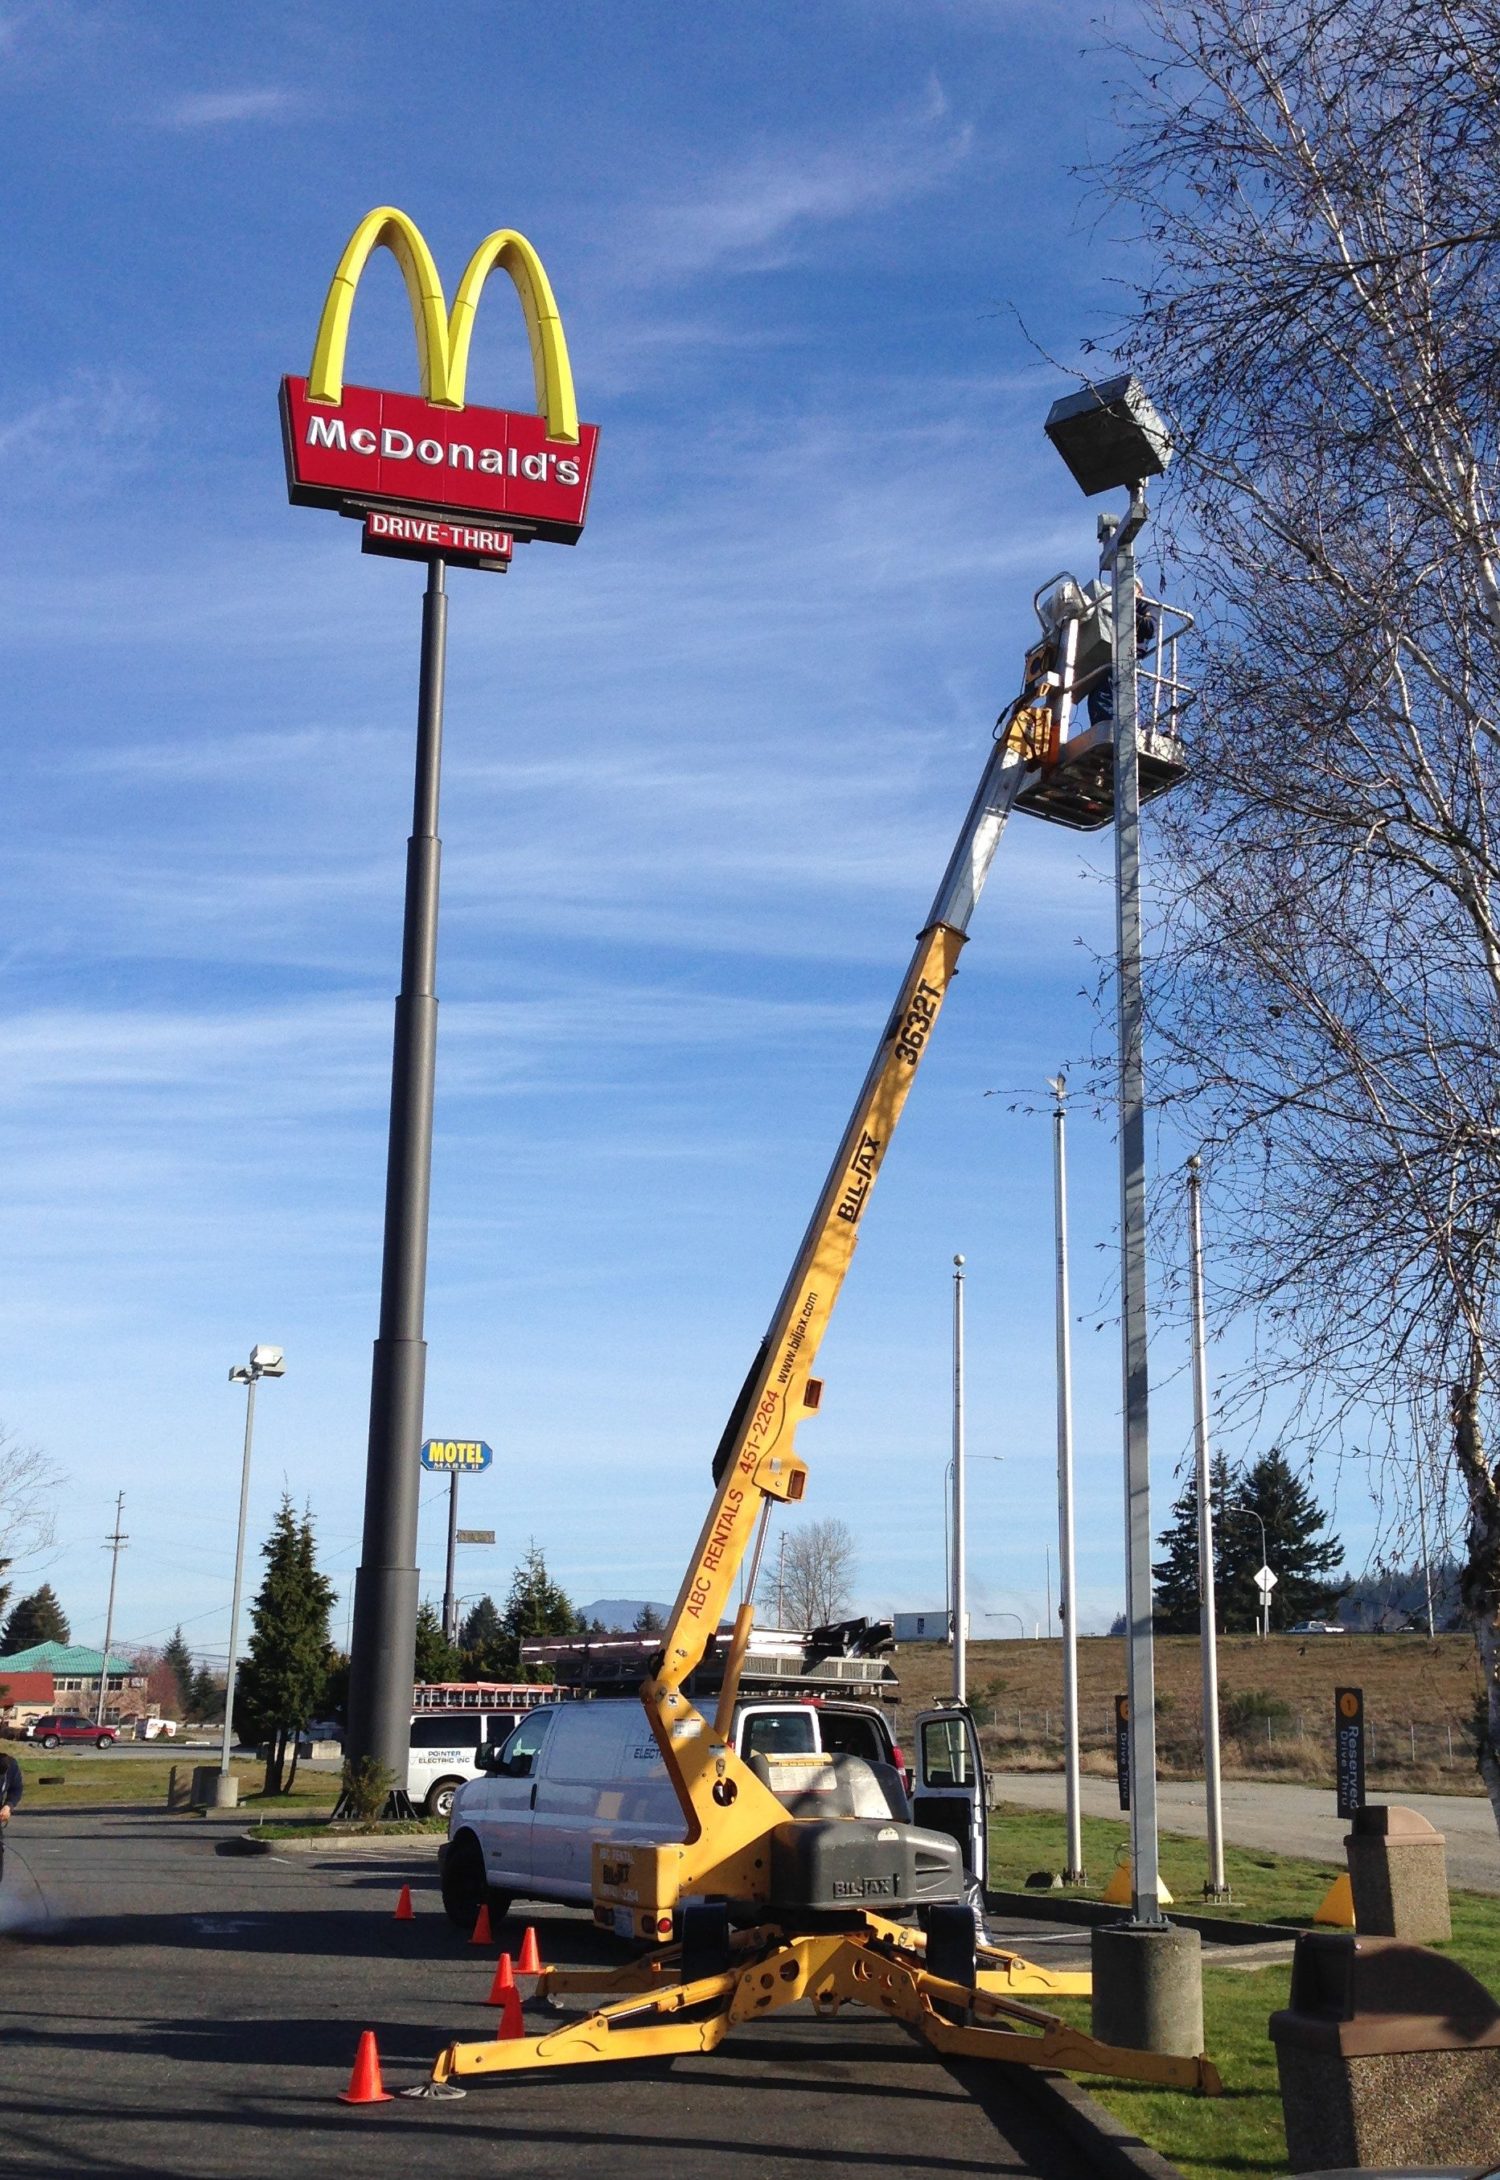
[[741, 1712, 818, 1759], [410, 1715, 482, 1749], [498, 1708, 554, 1778], [920, 1714, 974, 1789], [818, 1712, 884, 1763]]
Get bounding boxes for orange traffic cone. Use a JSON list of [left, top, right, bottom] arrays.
[[485, 1951, 516, 2004], [393, 1885, 414, 1921], [518, 1924, 541, 1974], [470, 1902, 493, 1946], [337, 2029, 394, 2104], [495, 1985, 524, 2040]]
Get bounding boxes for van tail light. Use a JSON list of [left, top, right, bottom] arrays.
[[890, 1743, 905, 1773]]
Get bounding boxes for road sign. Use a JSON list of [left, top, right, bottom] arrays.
[[455, 1529, 494, 1545], [1254, 1564, 1277, 1593], [420, 1438, 493, 1474], [1335, 1686, 1365, 1817]]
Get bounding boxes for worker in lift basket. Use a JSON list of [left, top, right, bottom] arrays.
[[0, 1745, 21, 1885], [1083, 581, 1158, 729]]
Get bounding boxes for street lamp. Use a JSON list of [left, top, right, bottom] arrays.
[[985, 1611, 1025, 1640], [222, 1345, 285, 1782], [1045, 370, 1173, 1930]]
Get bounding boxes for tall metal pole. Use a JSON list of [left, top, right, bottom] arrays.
[[1051, 1074, 1084, 1883], [220, 1377, 258, 1773], [952, 1255, 967, 1704], [1108, 491, 1165, 1926], [443, 1469, 460, 1645], [1415, 1451, 1436, 1637], [347, 556, 449, 1811], [96, 1492, 127, 1728], [1187, 1155, 1229, 1899]]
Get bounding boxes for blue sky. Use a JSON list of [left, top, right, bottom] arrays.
[[0, 0, 1377, 1673]]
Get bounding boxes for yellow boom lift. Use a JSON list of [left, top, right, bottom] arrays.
[[415, 582, 1216, 2098]]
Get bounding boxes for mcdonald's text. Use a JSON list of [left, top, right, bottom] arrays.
[[280, 377, 599, 544]]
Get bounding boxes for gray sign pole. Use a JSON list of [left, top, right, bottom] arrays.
[[1187, 1154, 1230, 1898], [1051, 1075, 1085, 1884], [1107, 492, 1167, 1926], [444, 1470, 459, 1645], [345, 555, 448, 1812]]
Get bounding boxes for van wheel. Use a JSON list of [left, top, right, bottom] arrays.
[[440, 1831, 511, 1933], [41, 1735, 60, 1750], [426, 1777, 462, 1822]]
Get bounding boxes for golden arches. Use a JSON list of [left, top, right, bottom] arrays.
[[306, 206, 579, 443]]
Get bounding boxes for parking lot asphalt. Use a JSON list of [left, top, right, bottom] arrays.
[[0, 1811, 1100, 2180]]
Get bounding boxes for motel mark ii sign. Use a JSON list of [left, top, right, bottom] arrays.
[[280, 207, 599, 546]]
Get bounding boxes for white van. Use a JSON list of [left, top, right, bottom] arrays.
[[440, 1697, 984, 1934], [406, 1708, 537, 1819]]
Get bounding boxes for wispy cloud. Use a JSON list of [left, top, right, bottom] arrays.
[[156, 86, 309, 128], [624, 94, 974, 283], [0, 371, 159, 504]]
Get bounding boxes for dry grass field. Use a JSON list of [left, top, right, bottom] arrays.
[[892, 1631, 1486, 1791]]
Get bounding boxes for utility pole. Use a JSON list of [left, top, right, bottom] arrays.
[[96, 1493, 127, 1727], [1050, 1071, 1084, 1883], [1187, 1156, 1230, 1900], [951, 1254, 967, 1704], [443, 1468, 460, 1645]]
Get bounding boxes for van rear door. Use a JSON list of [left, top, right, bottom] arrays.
[[910, 1707, 987, 1892]]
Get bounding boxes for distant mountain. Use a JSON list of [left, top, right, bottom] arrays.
[[579, 1599, 670, 1633]]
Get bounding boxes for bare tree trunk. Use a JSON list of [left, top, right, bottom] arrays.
[[1453, 1362, 1500, 1827]]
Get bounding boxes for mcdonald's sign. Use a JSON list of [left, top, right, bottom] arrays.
[[280, 208, 598, 547]]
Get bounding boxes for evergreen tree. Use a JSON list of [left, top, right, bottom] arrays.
[[1153, 1454, 1237, 1633], [633, 1603, 665, 1636], [414, 1600, 461, 1684], [188, 1663, 224, 1723], [0, 1557, 11, 1632], [236, 1496, 334, 1794], [1227, 1450, 1345, 1631], [2, 1582, 70, 1652], [458, 1593, 506, 1678], [502, 1541, 580, 1655], [161, 1626, 194, 1715]]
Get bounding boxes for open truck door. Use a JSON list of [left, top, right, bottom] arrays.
[[911, 1706, 988, 1908]]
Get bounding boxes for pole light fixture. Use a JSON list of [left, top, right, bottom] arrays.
[[1044, 368, 1173, 1929], [222, 1344, 286, 1777]]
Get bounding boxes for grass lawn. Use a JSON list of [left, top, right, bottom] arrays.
[[991, 1801, 1500, 2180], [989, 1800, 1344, 1924], [16, 1755, 339, 1812]]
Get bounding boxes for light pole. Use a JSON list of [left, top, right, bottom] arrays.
[[952, 1255, 967, 1702], [1247, 1508, 1271, 1640], [1186, 1156, 1230, 1900], [1045, 373, 1173, 1931], [1050, 1070, 1085, 1883], [222, 1345, 286, 1778], [985, 1611, 1025, 1639]]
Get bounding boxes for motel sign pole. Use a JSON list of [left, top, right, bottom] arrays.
[[345, 557, 449, 1812]]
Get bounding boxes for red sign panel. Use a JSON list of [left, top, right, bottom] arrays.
[[279, 377, 599, 545], [362, 512, 514, 570]]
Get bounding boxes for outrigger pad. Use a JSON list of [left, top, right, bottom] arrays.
[[400, 2081, 467, 2099]]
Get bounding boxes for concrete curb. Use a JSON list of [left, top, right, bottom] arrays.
[[229, 1828, 439, 1857], [986, 1886, 1300, 1946], [1009, 2065, 1190, 2180]]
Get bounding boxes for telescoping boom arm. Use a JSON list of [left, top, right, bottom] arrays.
[[607, 722, 1032, 1929]]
